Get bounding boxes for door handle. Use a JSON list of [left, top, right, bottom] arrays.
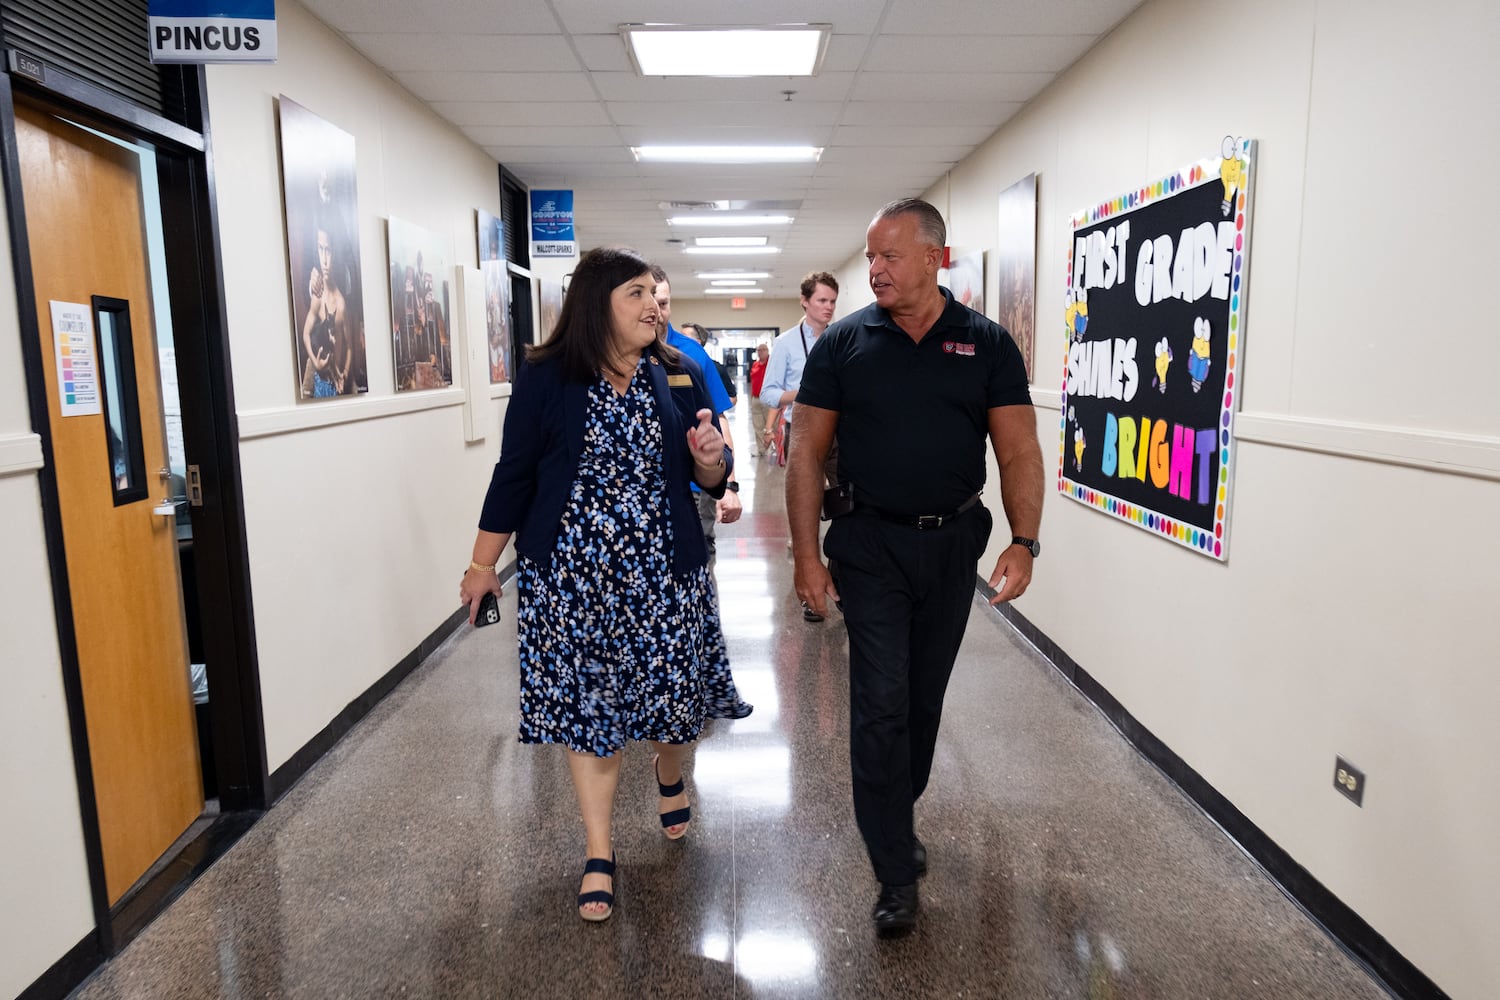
[[153, 498, 180, 517]]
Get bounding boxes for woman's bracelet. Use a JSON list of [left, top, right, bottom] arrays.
[[469, 560, 497, 574]]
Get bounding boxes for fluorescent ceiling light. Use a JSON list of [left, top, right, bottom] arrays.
[[684, 246, 780, 255], [710, 280, 758, 287], [669, 215, 793, 227], [696, 271, 770, 279], [622, 24, 831, 78], [634, 145, 822, 164], [704, 288, 765, 295], [696, 236, 767, 247]]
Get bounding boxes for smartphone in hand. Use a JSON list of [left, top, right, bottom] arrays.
[[475, 591, 501, 627]]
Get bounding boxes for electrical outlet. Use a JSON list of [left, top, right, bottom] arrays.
[[1333, 756, 1365, 806]]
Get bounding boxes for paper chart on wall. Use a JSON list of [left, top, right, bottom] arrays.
[[51, 300, 101, 417]]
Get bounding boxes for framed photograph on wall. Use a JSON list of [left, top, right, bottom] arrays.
[[387, 217, 454, 392], [277, 96, 368, 399], [944, 250, 986, 316], [477, 210, 511, 384], [996, 173, 1038, 383]]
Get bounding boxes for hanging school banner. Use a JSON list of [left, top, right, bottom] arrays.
[[529, 190, 577, 258], [1058, 137, 1255, 561]]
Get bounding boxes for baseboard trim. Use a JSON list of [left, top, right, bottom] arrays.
[[17, 931, 102, 1000], [107, 810, 260, 952], [981, 589, 1450, 1000], [268, 567, 514, 803]]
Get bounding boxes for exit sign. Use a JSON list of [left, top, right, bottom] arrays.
[[731, 297, 747, 310]]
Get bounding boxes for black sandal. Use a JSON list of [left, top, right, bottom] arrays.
[[577, 853, 616, 922], [654, 755, 691, 840]]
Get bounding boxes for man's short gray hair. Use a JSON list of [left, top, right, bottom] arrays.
[[872, 198, 946, 249]]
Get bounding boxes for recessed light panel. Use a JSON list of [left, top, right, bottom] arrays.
[[695, 236, 768, 247], [668, 215, 793, 227], [622, 24, 830, 77], [683, 246, 780, 255], [634, 146, 822, 164], [704, 288, 765, 295]]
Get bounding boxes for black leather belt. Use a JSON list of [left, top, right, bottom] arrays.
[[856, 494, 981, 530]]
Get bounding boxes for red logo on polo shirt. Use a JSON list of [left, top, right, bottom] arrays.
[[942, 341, 975, 356]]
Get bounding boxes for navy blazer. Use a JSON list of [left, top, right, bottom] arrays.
[[478, 345, 733, 575]]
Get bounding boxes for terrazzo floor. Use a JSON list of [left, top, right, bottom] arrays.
[[71, 394, 1392, 999]]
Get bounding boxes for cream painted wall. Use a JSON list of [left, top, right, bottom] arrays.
[[830, 0, 1499, 995], [206, 0, 507, 770], [0, 479, 95, 997]]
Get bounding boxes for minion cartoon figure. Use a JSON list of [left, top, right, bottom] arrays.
[[1153, 337, 1173, 394], [1189, 317, 1212, 392], [1073, 425, 1086, 472], [1219, 135, 1247, 217], [1065, 287, 1089, 342]]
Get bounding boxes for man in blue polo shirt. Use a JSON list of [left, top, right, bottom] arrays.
[[652, 267, 741, 554], [787, 199, 1045, 938]]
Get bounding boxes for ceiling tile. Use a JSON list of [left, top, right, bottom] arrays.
[[864, 34, 1098, 73], [614, 124, 830, 146], [551, 0, 887, 35], [302, 0, 560, 34], [586, 72, 857, 103], [572, 34, 634, 72], [850, 72, 1054, 104], [431, 102, 612, 128], [394, 71, 598, 103], [819, 142, 972, 162], [466, 125, 623, 146], [830, 124, 995, 147], [606, 101, 842, 128], [344, 33, 581, 72], [880, 0, 1144, 36], [838, 101, 1023, 127]]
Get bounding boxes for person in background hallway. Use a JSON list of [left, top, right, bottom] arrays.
[[761, 271, 841, 618], [680, 322, 737, 410], [460, 247, 752, 923], [652, 270, 742, 556], [749, 342, 770, 455], [761, 271, 840, 488], [786, 198, 1045, 937]]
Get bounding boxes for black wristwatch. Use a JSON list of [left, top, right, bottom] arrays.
[[725, 481, 740, 492], [1011, 536, 1040, 557]]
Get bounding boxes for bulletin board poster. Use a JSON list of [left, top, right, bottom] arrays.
[[1058, 137, 1255, 561]]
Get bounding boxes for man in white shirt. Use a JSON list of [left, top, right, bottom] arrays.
[[760, 271, 840, 485], [761, 271, 840, 619]]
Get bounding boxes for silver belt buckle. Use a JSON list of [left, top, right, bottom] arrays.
[[916, 514, 942, 530]]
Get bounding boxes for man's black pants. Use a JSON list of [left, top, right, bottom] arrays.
[[823, 504, 993, 885]]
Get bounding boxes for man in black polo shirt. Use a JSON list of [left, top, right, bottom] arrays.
[[788, 197, 1045, 937]]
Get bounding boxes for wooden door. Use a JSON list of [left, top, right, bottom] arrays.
[[17, 104, 202, 904]]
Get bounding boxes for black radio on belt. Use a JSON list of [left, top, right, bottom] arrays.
[[822, 482, 856, 521]]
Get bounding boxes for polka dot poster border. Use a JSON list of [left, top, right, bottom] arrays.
[[1058, 138, 1253, 563]]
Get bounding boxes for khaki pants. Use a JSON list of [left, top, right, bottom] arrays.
[[749, 396, 769, 454]]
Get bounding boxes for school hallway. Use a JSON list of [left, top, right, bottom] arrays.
[[63, 398, 1389, 1000]]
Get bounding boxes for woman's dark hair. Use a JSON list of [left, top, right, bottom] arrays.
[[527, 246, 680, 380]]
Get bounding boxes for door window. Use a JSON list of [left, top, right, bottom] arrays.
[[93, 295, 147, 504]]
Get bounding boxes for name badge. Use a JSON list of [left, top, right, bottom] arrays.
[[667, 374, 693, 387]]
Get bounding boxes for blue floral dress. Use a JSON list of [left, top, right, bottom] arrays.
[[515, 360, 751, 757]]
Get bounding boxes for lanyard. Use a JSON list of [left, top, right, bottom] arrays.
[[798, 322, 811, 359]]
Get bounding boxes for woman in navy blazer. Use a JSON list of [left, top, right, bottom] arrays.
[[460, 247, 750, 922]]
